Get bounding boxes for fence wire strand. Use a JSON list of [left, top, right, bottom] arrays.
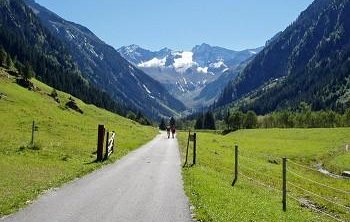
[[288, 169, 350, 195], [288, 182, 350, 211], [288, 159, 321, 172], [239, 155, 276, 170], [239, 164, 281, 181], [287, 194, 345, 222], [239, 172, 282, 193]]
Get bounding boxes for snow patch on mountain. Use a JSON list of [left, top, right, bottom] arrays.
[[143, 84, 152, 94], [197, 66, 208, 74], [210, 60, 226, 68], [173, 51, 196, 73], [139, 57, 166, 68]]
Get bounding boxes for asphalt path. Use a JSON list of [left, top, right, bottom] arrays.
[[1, 132, 192, 222]]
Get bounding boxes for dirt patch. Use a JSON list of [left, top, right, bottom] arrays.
[[65, 97, 83, 114], [16, 78, 35, 90], [0, 92, 6, 100]]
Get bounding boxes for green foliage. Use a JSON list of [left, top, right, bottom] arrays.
[[50, 88, 58, 98], [195, 111, 216, 130], [169, 117, 176, 127], [5, 53, 13, 69], [259, 109, 349, 128], [228, 111, 244, 130], [159, 118, 166, 130], [0, 46, 7, 67], [126, 111, 137, 121], [22, 63, 34, 80], [243, 111, 257, 129]]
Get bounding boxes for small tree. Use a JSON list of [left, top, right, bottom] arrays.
[[169, 117, 176, 128], [126, 111, 137, 121], [244, 111, 258, 129], [5, 54, 13, 69], [159, 118, 166, 130], [204, 111, 216, 130], [195, 115, 203, 129], [51, 88, 58, 98], [0, 47, 6, 66], [22, 63, 34, 80], [229, 111, 243, 130], [224, 109, 231, 129]]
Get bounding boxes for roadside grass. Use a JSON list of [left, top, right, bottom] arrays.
[[178, 129, 350, 222], [0, 70, 158, 216]]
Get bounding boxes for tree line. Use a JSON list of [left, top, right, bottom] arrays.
[[176, 102, 350, 130]]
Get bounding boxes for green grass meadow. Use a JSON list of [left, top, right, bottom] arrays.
[[178, 129, 350, 222], [0, 70, 158, 216]]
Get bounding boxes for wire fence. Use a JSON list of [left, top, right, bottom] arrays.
[[219, 146, 350, 222]]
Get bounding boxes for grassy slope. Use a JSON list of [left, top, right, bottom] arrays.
[[178, 129, 350, 222], [0, 69, 158, 216]]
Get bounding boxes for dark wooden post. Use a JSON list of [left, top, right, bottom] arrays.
[[232, 145, 239, 186], [104, 130, 109, 160], [183, 130, 191, 167], [282, 157, 287, 211], [192, 133, 197, 165], [31, 120, 35, 146], [97, 125, 105, 161]]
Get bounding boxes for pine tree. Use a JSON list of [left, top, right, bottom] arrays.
[[0, 47, 6, 66], [159, 119, 166, 130], [169, 117, 176, 128], [195, 116, 203, 129], [224, 109, 231, 129], [22, 63, 34, 80], [5, 54, 13, 69], [204, 111, 216, 130]]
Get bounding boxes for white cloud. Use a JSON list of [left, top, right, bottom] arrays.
[[138, 57, 166, 68]]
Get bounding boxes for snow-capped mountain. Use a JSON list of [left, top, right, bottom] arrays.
[[118, 43, 262, 108], [24, 0, 186, 119]]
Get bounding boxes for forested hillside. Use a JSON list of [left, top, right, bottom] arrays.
[[24, 0, 186, 119], [216, 0, 350, 114], [0, 0, 129, 116]]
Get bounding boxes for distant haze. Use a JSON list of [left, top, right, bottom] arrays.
[[34, 0, 313, 51]]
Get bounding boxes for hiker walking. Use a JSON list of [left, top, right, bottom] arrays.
[[171, 126, 176, 139]]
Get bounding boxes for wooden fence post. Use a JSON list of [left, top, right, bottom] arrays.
[[96, 125, 105, 161], [192, 133, 197, 165], [31, 120, 35, 146], [282, 157, 287, 211], [183, 130, 191, 167], [104, 130, 109, 160], [232, 145, 239, 186]]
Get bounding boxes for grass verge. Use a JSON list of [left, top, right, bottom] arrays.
[[0, 70, 158, 216], [178, 129, 350, 222]]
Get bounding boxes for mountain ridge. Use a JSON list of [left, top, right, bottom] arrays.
[[215, 0, 350, 114], [24, 0, 186, 119], [118, 43, 262, 109]]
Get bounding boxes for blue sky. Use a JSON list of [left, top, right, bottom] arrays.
[[35, 0, 313, 51]]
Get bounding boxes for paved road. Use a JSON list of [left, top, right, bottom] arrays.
[[1, 133, 192, 222]]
